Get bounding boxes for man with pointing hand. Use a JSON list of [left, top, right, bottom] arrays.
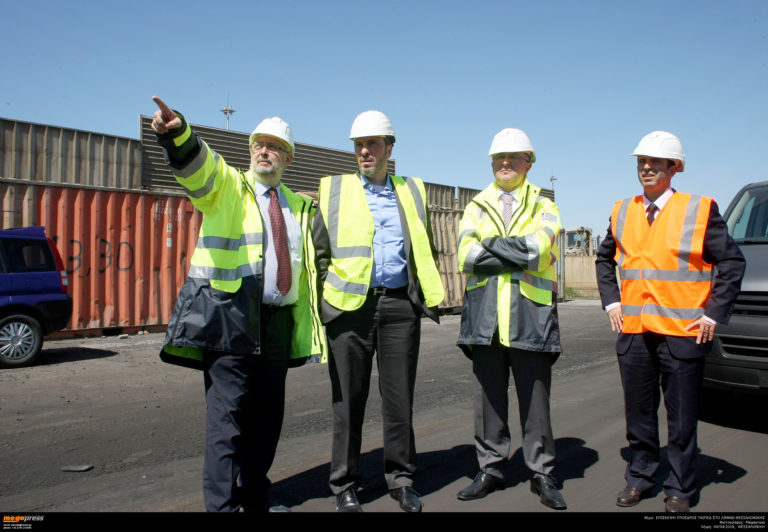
[[151, 96, 325, 512]]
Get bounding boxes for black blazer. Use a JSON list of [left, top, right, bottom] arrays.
[[595, 193, 745, 359]]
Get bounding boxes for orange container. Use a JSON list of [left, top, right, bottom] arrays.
[[1, 181, 201, 334]]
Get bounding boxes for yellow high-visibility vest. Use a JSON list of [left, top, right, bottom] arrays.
[[317, 174, 444, 311]]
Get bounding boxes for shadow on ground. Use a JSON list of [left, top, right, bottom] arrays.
[[618, 443, 747, 509], [35, 347, 118, 366], [271, 437, 599, 508]]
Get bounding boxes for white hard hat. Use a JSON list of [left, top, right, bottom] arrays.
[[349, 110, 395, 141], [249, 117, 295, 155], [488, 128, 536, 162], [631, 130, 685, 172]]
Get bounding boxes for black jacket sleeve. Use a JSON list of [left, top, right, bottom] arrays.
[[595, 218, 621, 309], [701, 201, 746, 324], [155, 113, 201, 169]]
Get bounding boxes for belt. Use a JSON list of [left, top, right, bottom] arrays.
[[368, 285, 407, 296], [261, 303, 294, 313]]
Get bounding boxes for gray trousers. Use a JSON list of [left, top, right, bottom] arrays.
[[326, 291, 420, 494], [471, 342, 557, 479]]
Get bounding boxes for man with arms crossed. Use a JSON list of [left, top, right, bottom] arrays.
[[456, 128, 566, 510]]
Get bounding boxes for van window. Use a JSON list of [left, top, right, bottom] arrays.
[[0, 239, 56, 273], [726, 184, 768, 242]]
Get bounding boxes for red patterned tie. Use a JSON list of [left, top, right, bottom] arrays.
[[268, 188, 291, 295]]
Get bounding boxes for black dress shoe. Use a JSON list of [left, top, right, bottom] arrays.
[[665, 496, 690, 513], [457, 472, 505, 501], [616, 486, 643, 507], [530, 473, 567, 510], [389, 486, 422, 513], [336, 487, 362, 512]]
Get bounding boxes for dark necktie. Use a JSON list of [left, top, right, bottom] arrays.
[[647, 203, 658, 226], [268, 188, 291, 295]]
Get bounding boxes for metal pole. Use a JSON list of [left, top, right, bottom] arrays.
[[221, 104, 236, 130]]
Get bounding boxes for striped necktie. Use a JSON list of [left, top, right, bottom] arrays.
[[501, 192, 514, 229]]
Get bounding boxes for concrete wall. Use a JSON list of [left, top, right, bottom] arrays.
[[564, 255, 600, 299]]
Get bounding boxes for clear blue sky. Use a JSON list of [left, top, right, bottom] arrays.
[[3, 0, 766, 239]]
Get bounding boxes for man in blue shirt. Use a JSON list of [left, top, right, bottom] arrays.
[[313, 111, 442, 513]]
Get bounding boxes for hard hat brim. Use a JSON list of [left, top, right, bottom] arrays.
[[249, 133, 295, 155]]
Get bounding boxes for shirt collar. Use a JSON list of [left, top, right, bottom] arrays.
[[495, 182, 520, 201], [249, 172, 281, 197], [644, 187, 674, 210], [359, 173, 392, 191]]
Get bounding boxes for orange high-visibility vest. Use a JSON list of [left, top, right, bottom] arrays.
[[611, 192, 714, 337]]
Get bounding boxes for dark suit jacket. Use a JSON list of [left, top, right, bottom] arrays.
[[595, 193, 745, 359], [312, 175, 440, 325]]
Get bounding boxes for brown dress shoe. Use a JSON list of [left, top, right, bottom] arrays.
[[616, 486, 643, 507], [665, 496, 690, 513]]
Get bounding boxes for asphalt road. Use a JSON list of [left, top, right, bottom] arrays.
[[1, 299, 766, 526]]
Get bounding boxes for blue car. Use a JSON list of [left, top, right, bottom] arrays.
[[0, 226, 73, 368]]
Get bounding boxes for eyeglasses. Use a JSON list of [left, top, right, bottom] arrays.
[[492, 153, 531, 163], [251, 141, 289, 154]]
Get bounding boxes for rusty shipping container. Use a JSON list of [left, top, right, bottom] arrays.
[[1, 117, 142, 190], [0, 180, 201, 333]]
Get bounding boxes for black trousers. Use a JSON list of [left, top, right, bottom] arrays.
[[618, 332, 705, 500], [326, 291, 421, 493], [202, 305, 292, 512]]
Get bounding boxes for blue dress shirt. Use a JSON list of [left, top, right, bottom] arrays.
[[360, 173, 408, 289]]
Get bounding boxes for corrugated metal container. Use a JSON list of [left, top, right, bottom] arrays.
[[425, 182, 455, 209], [1, 118, 142, 189], [424, 182, 464, 312], [139, 115, 394, 195], [0, 179, 200, 332], [457, 187, 482, 209]]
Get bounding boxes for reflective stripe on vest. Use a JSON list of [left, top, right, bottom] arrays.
[[612, 193, 713, 336], [391, 176, 444, 307], [186, 173, 266, 293], [319, 174, 444, 311], [321, 175, 374, 303]]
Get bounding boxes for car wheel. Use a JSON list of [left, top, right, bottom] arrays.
[[0, 314, 44, 368]]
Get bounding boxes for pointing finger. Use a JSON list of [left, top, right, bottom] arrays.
[[152, 95, 176, 122]]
